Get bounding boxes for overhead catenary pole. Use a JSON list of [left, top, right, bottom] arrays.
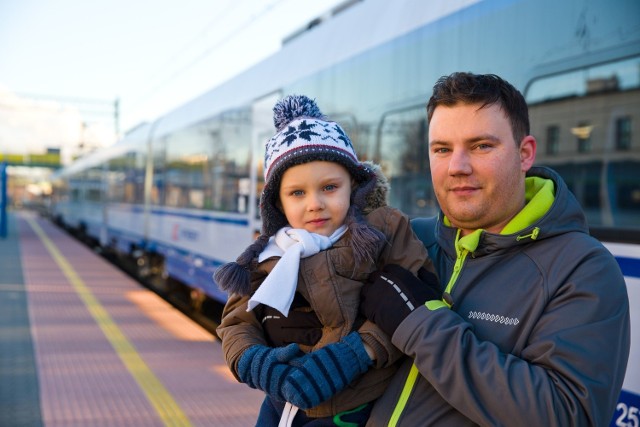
[[0, 162, 7, 238]]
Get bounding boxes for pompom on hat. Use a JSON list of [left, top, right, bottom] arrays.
[[214, 95, 387, 296]]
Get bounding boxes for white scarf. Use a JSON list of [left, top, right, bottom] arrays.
[[247, 225, 347, 316]]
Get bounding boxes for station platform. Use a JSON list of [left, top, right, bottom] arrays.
[[0, 211, 264, 427]]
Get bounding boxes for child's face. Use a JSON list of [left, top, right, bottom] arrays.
[[278, 161, 352, 236]]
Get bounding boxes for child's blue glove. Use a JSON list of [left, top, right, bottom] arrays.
[[237, 343, 303, 402], [282, 331, 372, 409]]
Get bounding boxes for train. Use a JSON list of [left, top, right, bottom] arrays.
[[49, 0, 639, 422]]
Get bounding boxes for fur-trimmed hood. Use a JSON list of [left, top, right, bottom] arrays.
[[361, 161, 389, 214]]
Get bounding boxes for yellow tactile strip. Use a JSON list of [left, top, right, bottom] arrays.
[[18, 212, 263, 426]]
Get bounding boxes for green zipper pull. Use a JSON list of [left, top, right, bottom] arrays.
[[516, 227, 540, 241]]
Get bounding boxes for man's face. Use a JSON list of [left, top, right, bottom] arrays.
[[428, 102, 536, 235]]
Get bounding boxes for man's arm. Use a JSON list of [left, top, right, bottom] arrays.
[[390, 247, 630, 426]]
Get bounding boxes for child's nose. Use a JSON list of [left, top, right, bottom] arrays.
[[307, 193, 325, 211]]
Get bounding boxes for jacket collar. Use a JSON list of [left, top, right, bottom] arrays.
[[438, 166, 588, 257]]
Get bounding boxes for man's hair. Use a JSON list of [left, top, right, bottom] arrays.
[[426, 72, 530, 144]]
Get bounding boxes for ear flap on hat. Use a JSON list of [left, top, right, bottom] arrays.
[[259, 182, 289, 237], [345, 172, 386, 265], [345, 207, 385, 265]]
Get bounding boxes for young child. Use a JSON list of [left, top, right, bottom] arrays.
[[214, 95, 437, 426]]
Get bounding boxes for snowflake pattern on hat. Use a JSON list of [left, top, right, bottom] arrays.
[[264, 118, 358, 182], [280, 120, 320, 146]]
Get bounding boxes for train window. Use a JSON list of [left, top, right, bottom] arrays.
[[106, 150, 143, 204], [150, 138, 166, 205], [253, 129, 270, 221], [376, 106, 437, 218], [51, 177, 68, 204], [527, 56, 640, 229], [106, 169, 124, 203], [70, 186, 80, 202], [86, 165, 103, 202], [163, 108, 251, 212], [133, 151, 146, 204], [526, 56, 640, 103], [164, 127, 207, 208]]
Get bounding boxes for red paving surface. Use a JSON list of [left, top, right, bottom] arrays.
[[17, 212, 264, 426]]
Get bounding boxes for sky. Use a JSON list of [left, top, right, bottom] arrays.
[[0, 0, 345, 158]]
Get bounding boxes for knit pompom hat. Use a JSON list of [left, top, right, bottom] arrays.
[[214, 95, 386, 296]]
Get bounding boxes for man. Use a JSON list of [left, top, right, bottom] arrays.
[[360, 72, 630, 426]]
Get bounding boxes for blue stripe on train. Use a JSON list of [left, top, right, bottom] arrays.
[[610, 389, 640, 427], [126, 205, 249, 225], [616, 256, 640, 279]]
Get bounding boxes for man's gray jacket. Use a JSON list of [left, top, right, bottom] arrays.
[[367, 166, 630, 426]]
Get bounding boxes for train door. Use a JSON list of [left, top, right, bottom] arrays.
[[250, 92, 281, 236], [99, 160, 109, 247]]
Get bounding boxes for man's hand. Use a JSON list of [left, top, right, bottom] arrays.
[[360, 264, 441, 337]]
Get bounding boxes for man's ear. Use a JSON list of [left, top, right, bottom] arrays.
[[520, 135, 537, 171]]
